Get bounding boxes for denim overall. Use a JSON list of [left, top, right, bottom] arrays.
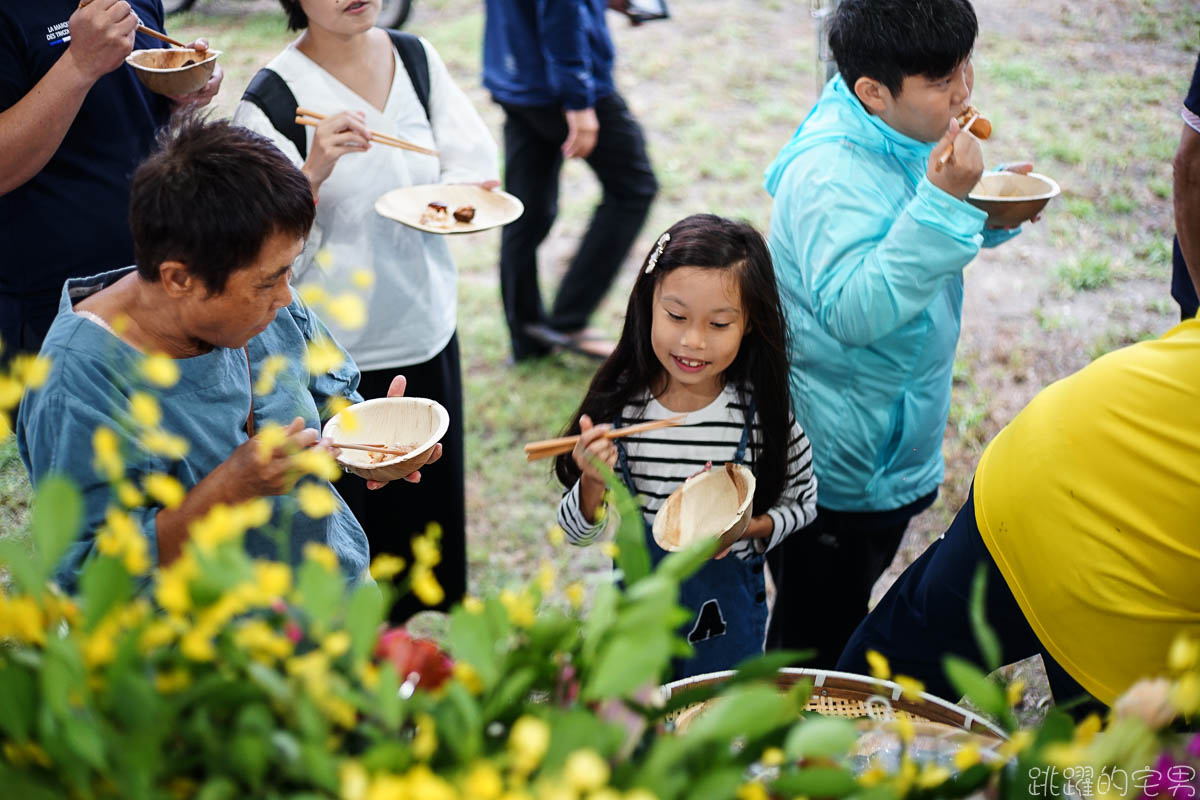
[[615, 403, 769, 680]]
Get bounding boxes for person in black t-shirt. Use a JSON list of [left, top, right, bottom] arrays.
[[1170, 53, 1200, 320], [0, 0, 222, 360]]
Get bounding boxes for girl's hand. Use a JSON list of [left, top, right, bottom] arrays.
[[714, 515, 774, 560], [573, 414, 617, 486], [302, 110, 371, 192]]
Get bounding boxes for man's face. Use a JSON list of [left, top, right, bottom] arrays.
[[875, 58, 975, 144]]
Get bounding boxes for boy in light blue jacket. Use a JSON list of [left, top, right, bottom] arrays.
[[764, 0, 1031, 664]]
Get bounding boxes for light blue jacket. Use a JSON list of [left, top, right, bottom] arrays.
[[764, 76, 1017, 513]]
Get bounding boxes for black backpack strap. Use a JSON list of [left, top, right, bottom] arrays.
[[386, 30, 431, 122], [242, 67, 308, 159]]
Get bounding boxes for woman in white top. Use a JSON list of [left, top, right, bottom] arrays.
[[233, 0, 498, 622]]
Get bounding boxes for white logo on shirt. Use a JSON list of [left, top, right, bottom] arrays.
[[46, 20, 71, 46]]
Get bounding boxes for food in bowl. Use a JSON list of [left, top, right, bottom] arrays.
[[125, 48, 220, 96]]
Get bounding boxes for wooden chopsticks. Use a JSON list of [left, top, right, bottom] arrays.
[[137, 25, 187, 48], [295, 107, 439, 157], [935, 113, 979, 170], [331, 442, 412, 456], [523, 414, 688, 462]]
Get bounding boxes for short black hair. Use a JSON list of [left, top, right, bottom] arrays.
[[278, 0, 307, 30], [130, 112, 315, 294], [829, 0, 978, 96]]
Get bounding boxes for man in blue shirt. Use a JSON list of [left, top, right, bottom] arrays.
[[482, 0, 658, 361], [0, 0, 221, 361]]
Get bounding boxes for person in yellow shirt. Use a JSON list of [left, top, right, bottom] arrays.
[[836, 315, 1200, 710]]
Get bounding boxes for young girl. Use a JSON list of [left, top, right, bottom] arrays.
[[555, 214, 818, 679]]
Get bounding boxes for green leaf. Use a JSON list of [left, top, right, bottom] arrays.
[[772, 766, 858, 797], [436, 682, 484, 763], [62, 715, 106, 771], [0, 663, 36, 741], [195, 777, 238, 800], [784, 715, 858, 760], [655, 537, 719, 584], [246, 662, 293, 704], [79, 555, 133, 630], [601, 463, 651, 585], [295, 560, 342, 631], [230, 731, 270, 790], [540, 709, 626, 773], [580, 582, 619, 664], [730, 650, 816, 682], [969, 565, 1003, 672], [686, 767, 747, 800], [942, 655, 1008, 718], [583, 632, 670, 702], [481, 665, 539, 719], [682, 685, 797, 745], [0, 539, 40, 596], [448, 604, 501, 688], [31, 474, 83, 581], [346, 581, 385, 664]]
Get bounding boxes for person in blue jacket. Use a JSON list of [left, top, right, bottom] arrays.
[[482, 0, 658, 362], [762, 0, 1031, 665]]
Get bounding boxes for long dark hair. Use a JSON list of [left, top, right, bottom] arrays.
[[555, 214, 793, 515]]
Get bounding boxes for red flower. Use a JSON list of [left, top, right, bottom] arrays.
[[375, 628, 453, 691]]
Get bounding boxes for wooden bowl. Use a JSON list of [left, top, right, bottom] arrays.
[[651, 463, 755, 552], [322, 397, 448, 482], [966, 171, 1060, 228], [125, 48, 220, 96]]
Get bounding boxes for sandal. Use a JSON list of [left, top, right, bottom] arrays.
[[523, 324, 616, 361]]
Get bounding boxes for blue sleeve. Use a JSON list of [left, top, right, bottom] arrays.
[[795, 174, 987, 347], [287, 294, 363, 418], [982, 226, 1020, 248], [19, 389, 160, 592], [535, 0, 594, 110]]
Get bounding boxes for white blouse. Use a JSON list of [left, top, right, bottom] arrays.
[[233, 36, 499, 370]]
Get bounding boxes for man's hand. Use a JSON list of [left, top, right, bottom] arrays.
[[213, 416, 319, 501], [927, 117, 984, 200], [365, 375, 443, 490], [166, 38, 223, 107], [301, 110, 371, 191], [66, 0, 138, 83], [563, 108, 599, 159]]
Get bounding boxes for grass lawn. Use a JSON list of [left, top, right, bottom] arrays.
[[1, 0, 1195, 675]]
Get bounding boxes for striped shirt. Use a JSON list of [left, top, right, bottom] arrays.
[[557, 384, 818, 560]]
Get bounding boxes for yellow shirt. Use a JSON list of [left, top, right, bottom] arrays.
[[974, 319, 1200, 705]]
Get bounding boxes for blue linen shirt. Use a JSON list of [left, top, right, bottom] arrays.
[[764, 75, 1020, 513], [17, 268, 370, 590], [482, 0, 615, 110]]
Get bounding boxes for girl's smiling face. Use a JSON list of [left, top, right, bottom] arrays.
[[651, 266, 747, 407]]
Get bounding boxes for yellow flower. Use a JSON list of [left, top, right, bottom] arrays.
[[351, 268, 375, 289], [866, 649, 890, 680], [254, 354, 290, 396], [141, 429, 189, 459], [155, 668, 192, 693], [2, 741, 51, 769], [189, 504, 242, 551], [93, 426, 123, 481], [508, 715, 550, 774], [857, 766, 888, 788], [293, 447, 341, 482], [144, 473, 186, 509], [365, 774, 408, 800], [953, 743, 981, 771], [338, 407, 360, 433], [235, 619, 294, 663], [322, 631, 352, 658], [255, 422, 290, 460], [894, 715, 914, 744], [601, 542, 619, 558], [453, 661, 484, 695], [116, 480, 144, 508], [760, 747, 785, 767], [181, 628, 217, 662], [140, 620, 178, 652], [563, 749, 609, 792], [299, 283, 329, 306], [734, 784, 768, 800], [547, 525, 566, 546], [253, 560, 293, 601], [995, 729, 1034, 761], [564, 582, 585, 611], [298, 483, 337, 519], [894, 674, 925, 701], [129, 391, 162, 428], [156, 556, 197, 616], [326, 293, 367, 330], [341, 760, 370, 800], [624, 792, 657, 800], [463, 595, 484, 614], [412, 525, 442, 567], [1169, 633, 1199, 674], [314, 249, 335, 271], [463, 761, 504, 800], [0, 595, 45, 645], [406, 765, 457, 800], [0, 375, 23, 409], [304, 542, 339, 572], [235, 498, 273, 529], [499, 589, 535, 628], [370, 553, 407, 581], [11, 353, 52, 389], [916, 765, 951, 789], [1075, 713, 1102, 745], [1172, 672, 1200, 715], [411, 566, 445, 607], [1006, 678, 1026, 707], [412, 713, 438, 761], [82, 625, 117, 668], [96, 507, 149, 574], [141, 353, 180, 388], [0, 410, 10, 439], [321, 696, 359, 729], [535, 561, 555, 595], [306, 337, 345, 374]]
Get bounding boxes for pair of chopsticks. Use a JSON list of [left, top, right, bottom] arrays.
[[295, 108, 439, 157], [77, 0, 191, 47], [935, 113, 979, 170], [331, 442, 411, 456], [523, 414, 688, 462]]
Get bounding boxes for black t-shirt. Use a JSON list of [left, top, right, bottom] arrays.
[[1170, 52, 1200, 315], [0, 1, 171, 303]]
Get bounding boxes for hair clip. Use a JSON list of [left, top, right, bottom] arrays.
[[644, 232, 671, 274]]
